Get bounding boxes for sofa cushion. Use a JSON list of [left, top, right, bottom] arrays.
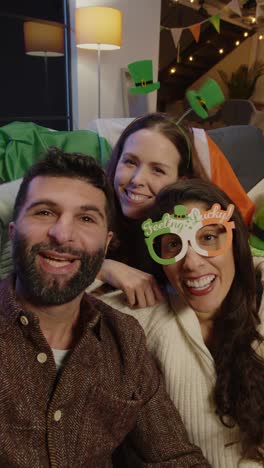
[[0, 121, 263, 280], [208, 125, 264, 192]]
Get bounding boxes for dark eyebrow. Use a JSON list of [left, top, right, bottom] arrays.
[[79, 205, 105, 221], [26, 200, 105, 221], [122, 152, 172, 170], [202, 224, 225, 231], [121, 152, 137, 159], [26, 200, 58, 211], [151, 161, 172, 170]]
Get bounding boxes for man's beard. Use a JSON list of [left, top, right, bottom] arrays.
[[12, 232, 105, 306]]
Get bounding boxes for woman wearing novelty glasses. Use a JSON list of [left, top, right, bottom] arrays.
[[100, 179, 264, 467], [142, 179, 264, 466]]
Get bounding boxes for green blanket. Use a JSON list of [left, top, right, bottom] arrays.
[[0, 121, 112, 182]]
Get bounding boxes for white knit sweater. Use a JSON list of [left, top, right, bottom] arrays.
[[88, 282, 264, 468]]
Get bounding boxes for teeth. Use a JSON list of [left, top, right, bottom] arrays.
[[127, 191, 149, 202], [44, 258, 71, 267], [184, 275, 215, 289]]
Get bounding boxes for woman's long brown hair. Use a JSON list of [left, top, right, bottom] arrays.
[[105, 112, 209, 267], [152, 179, 264, 461]]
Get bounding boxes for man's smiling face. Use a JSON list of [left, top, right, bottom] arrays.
[[9, 176, 113, 305]]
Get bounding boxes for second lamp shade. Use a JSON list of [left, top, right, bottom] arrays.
[[76, 6, 122, 50]]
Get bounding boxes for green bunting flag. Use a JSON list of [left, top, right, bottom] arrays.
[[209, 14, 220, 33]]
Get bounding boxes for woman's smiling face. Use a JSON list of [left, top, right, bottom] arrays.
[[163, 201, 236, 320], [114, 128, 181, 219]]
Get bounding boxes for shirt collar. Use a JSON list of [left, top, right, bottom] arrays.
[[0, 275, 26, 334], [0, 275, 102, 339], [79, 292, 102, 339]]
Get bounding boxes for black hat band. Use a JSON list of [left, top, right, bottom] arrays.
[[196, 95, 208, 111], [135, 79, 154, 87]]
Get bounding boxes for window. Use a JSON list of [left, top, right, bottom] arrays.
[[0, 0, 72, 130]]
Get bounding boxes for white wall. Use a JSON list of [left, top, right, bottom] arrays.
[[69, 0, 161, 128]]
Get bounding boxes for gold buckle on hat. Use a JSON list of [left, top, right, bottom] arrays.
[[197, 96, 208, 111]]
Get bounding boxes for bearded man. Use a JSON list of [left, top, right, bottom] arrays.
[[0, 148, 209, 467]]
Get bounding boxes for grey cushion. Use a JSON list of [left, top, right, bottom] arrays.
[[0, 178, 22, 279], [208, 125, 264, 192]]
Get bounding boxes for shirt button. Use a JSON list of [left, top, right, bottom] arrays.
[[54, 410, 62, 422], [20, 315, 29, 326], [37, 352, 47, 364]]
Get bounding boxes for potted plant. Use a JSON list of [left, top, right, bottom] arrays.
[[218, 61, 264, 99]]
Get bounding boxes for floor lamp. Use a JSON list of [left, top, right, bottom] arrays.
[[75, 6, 122, 119], [24, 21, 64, 111]]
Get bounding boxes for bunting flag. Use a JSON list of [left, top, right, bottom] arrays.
[[209, 14, 220, 33], [227, 0, 242, 16], [162, 0, 245, 47], [171, 28, 182, 47], [190, 24, 201, 42]]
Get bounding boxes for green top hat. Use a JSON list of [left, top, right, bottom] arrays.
[[128, 60, 160, 95], [186, 78, 225, 119], [249, 201, 264, 257]]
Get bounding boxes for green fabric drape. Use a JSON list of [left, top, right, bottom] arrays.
[[0, 121, 112, 182]]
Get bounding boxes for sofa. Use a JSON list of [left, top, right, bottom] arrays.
[[0, 119, 263, 279]]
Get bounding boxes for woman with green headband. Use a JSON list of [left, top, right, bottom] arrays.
[[98, 178, 264, 467], [94, 113, 254, 309], [95, 113, 206, 308]]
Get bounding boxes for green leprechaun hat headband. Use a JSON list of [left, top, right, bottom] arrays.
[[127, 59, 224, 118], [128, 59, 160, 95], [176, 78, 225, 124], [173, 78, 224, 164], [249, 201, 264, 257]]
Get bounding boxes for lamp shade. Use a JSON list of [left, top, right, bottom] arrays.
[[76, 6, 122, 50], [24, 21, 64, 57]]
